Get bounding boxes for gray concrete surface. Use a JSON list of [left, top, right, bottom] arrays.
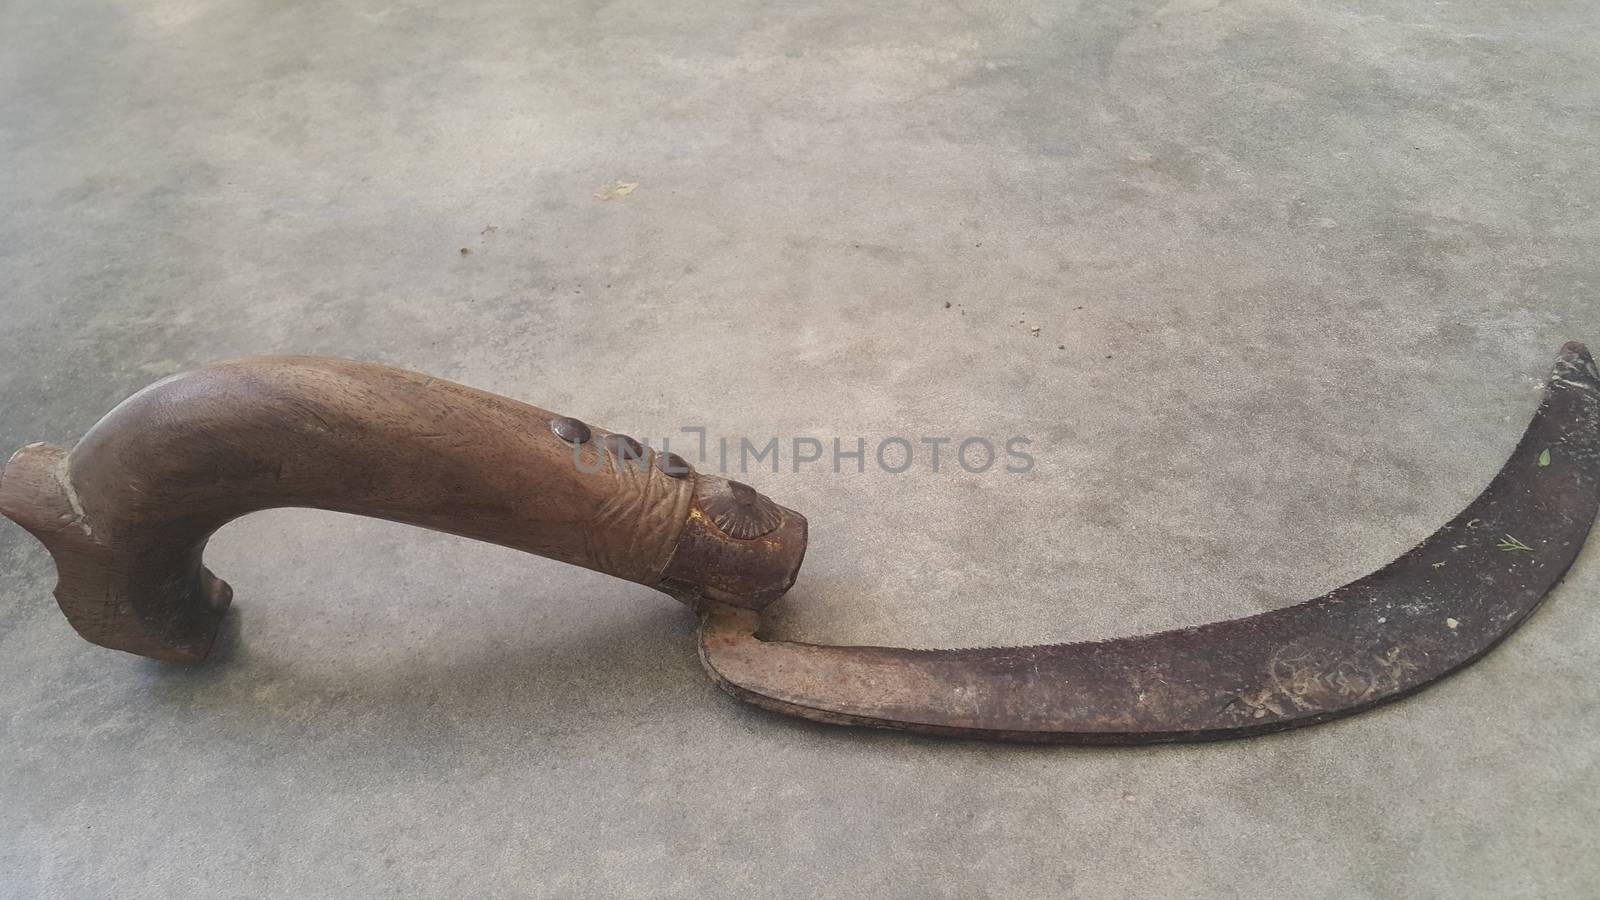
[[2, 0, 1598, 896]]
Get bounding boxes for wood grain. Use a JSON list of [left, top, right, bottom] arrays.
[[0, 357, 806, 661]]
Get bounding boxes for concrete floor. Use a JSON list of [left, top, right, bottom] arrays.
[[2, 0, 1598, 896]]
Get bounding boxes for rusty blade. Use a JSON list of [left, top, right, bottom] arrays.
[[699, 343, 1600, 744]]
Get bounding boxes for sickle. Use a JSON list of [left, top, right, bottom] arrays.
[[2, 345, 1596, 744]]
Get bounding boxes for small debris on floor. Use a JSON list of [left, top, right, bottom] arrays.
[[1030, 324, 1040, 336], [944, 301, 951, 308], [595, 180, 638, 200], [459, 248, 471, 256]]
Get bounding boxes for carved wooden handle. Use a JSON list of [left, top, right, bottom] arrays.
[[0, 357, 806, 662]]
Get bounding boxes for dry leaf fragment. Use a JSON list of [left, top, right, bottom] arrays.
[[596, 180, 639, 200]]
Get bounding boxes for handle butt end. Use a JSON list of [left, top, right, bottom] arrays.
[[1, 442, 226, 664]]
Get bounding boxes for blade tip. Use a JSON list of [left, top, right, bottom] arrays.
[[1554, 341, 1598, 385]]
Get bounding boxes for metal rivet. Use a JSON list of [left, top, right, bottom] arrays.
[[655, 451, 692, 478], [550, 417, 591, 444], [697, 478, 782, 539], [603, 433, 644, 460]]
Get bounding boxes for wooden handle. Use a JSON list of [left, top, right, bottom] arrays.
[[0, 357, 806, 662]]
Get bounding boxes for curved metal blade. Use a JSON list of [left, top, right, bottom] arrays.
[[699, 343, 1600, 743]]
